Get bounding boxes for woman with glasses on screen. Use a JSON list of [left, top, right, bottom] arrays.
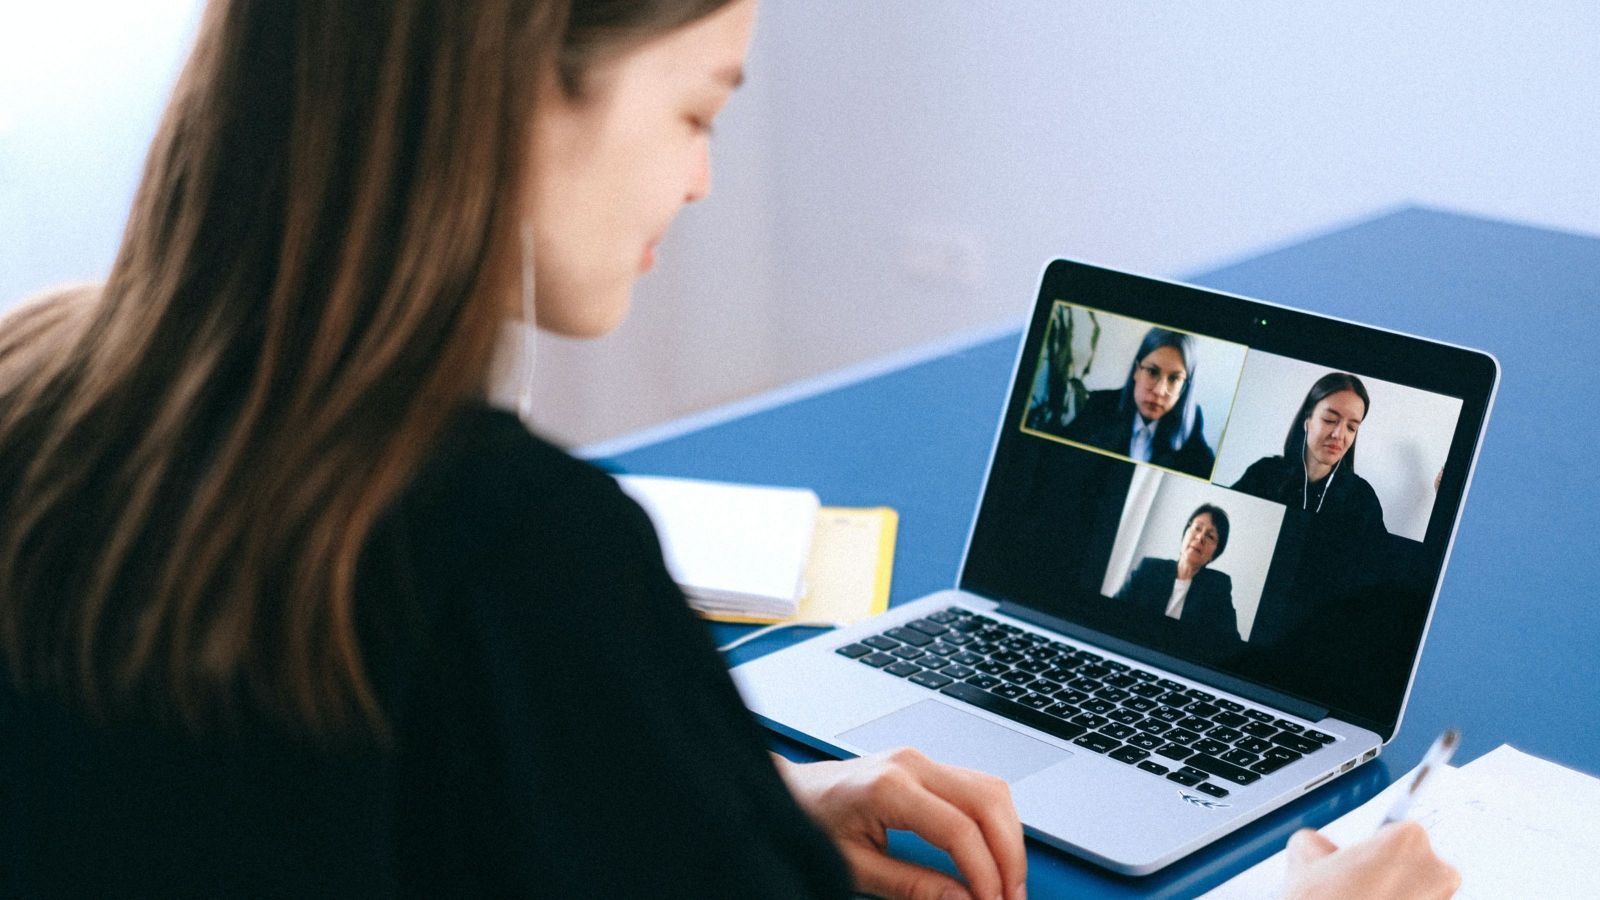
[[0, 1, 1456, 897], [1063, 328, 1217, 478]]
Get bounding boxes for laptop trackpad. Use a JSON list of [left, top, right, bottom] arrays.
[[837, 699, 1072, 783]]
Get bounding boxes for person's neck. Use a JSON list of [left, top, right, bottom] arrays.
[[1176, 559, 1199, 581], [1304, 451, 1333, 483]]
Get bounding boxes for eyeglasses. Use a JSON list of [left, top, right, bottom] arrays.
[[1135, 363, 1186, 391]]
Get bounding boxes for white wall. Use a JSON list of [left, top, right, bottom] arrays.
[[4, 2, 1597, 446], [1212, 351, 1462, 542]]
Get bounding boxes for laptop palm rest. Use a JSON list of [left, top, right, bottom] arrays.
[[838, 699, 1073, 783]]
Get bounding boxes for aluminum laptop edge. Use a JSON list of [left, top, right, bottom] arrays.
[[731, 258, 1499, 875]]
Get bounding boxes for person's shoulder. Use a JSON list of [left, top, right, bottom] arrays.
[[399, 405, 647, 560], [1133, 556, 1176, 578], [1198, 567, 1232, 592]]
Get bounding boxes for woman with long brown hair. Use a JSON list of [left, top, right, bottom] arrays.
[[0, 1, 1458, 897]]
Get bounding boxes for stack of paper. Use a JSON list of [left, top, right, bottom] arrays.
[[616, 474, 897, 626], [617, 475, 820, 620], [1202, 744, 1597, 898]]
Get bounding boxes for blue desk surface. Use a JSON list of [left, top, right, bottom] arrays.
[[602, 207, 1600, 896]]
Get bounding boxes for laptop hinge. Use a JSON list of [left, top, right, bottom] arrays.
[[995, 602, 1330, 722]]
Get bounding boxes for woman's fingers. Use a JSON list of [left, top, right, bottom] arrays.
[[898, 753, 1027, 899], [842, 843, 974, 900], [869, 773, 1005, 900]]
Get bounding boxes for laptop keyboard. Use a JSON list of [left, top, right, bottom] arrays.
[[835, 607, 1336, 798]]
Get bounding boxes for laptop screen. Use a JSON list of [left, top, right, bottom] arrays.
[[960, 260, 1497, 738]]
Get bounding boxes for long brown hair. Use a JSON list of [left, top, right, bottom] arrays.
[[0, 0, 735, 741]]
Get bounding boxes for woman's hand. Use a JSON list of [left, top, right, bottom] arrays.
[[773, 748, 1026, 900], [1283, 822, 1461, 899]]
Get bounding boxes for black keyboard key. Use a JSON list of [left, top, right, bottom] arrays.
[[1128, 733, 1164, 751], [890, 646, 926, 660], [927, 642, 961, 657], [1215, 699, 1244, 712], [965, 674, 1001, 690], [1095, 687, 1131, 703], [1185, 753, 1263, 785], [1129, 669, 1159, 682], [863, 635, 900, 651], [885, 661, 922, 677], [1166, 728, 1202, 745], [1101, 723, 1137, 740], [1054, 688, 1091, 705], [1156, 678, 1186, 691], [1184, 687, 1218, 703], [1166, 770, 1204, 786], [998, 669, 1036, 687], [1073, 649, 1105, 663], [975, 660, 1010, 676], [1271, 731, 1323, 755], [995, 623, 1021, 635], [952, 651, 984, 667], [1196, 782, 1230, 798], [992, 684, 1028, 700], [991, 650, 1025, 665], [1250, 755, 1296, 775], [835, 643, 872, 659], [1137, 719, 1173, 736], [1081, 698, 1117, 715], [1264, 746, 1302, 763], [942, 632, 975, 646], [928, 609, 962, 624], [1207, 726, 1244, 744], [1124, 697, 1159, 712], [885, 627, 933, 647], [1017, 658, 1053, 674], [909, 671, 954, 689], [1242, 721, 1278, 738], [1110, 746, 1150, 765], [1137, 760, 1170, 776], [1213, 711, 1249, 728], [1107, 708, 1144, 725], [1155, 743, 1195, 761], [1019, 693, 1055, 711], [950, 616, 988, 633], [1221, 749, 1260, 766], [939, 682, 1089, 744], [1069, 712, 1109, 730], [1068, 677, 1102, 692], [1236, 737, 1272, 754], [1177, 716, 1212, 732], [1073, 732, 1121, 754], [1152, 706, 1185, 723], [1077, 664, 1113, 680], [1305, 729, 1336, 745], [860, 652, 896, 668], [1194, 739, 1229, 756], [1103, 674, 1138, 689], [1244, 709, 1275, 722], [1043, 702, 1079, 719], [1275, 719, 1305, 733], [1041, 668, 1079, 683], [1100, 660, 1128, 673], [1178, 766, 1210, 779], [940, 665, 975, 680], [1186, 702, 1221, 718], [907, 619, 949, 637], [1130, 683, 1166, 699]]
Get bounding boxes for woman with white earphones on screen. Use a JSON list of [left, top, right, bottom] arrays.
[[0, 2, 1455, 897], [1231, 372, 1387, 535]]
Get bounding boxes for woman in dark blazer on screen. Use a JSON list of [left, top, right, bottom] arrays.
[[1116, 504, 1239, 640], [1063, 328, 1216, 478]]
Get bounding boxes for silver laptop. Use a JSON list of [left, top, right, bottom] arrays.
[[732, 259, 1498, 874]]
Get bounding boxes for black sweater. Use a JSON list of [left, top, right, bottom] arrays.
[[0, 406, 850, 898]]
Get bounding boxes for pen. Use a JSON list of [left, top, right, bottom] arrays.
[[1379, 728, 1460, 828]]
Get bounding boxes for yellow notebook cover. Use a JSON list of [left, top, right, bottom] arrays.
[[703, 506, 897, 626]]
